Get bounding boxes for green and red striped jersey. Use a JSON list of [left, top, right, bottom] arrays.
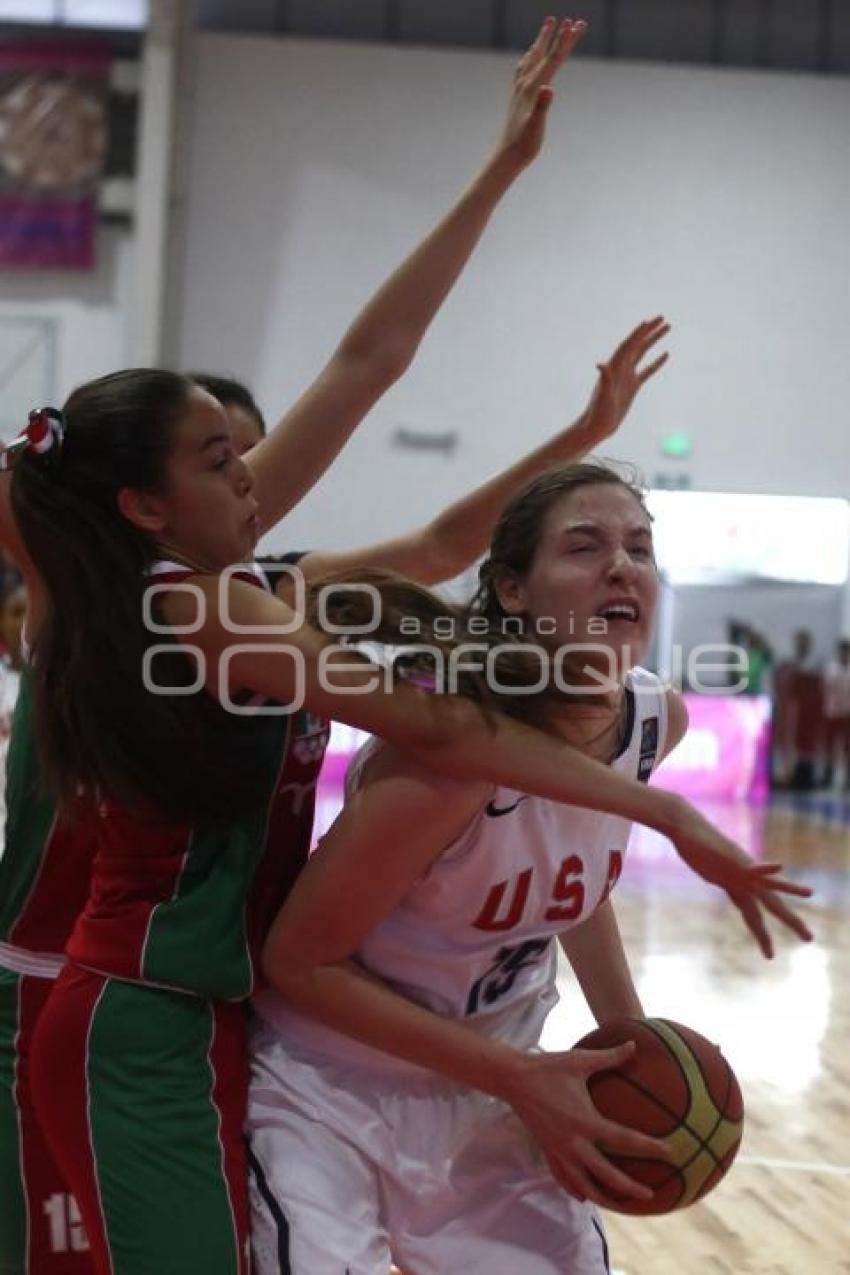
[[0, 561, 329, 999], [0, 665, 94, 969]]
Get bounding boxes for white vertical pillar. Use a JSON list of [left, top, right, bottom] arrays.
[[835, 505, 850, 640], [128, 0, 188, 365], [840, 557, 850, 639], [654, 573, 676, 686]]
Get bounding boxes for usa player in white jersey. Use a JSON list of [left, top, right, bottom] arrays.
[[249, 464, 812, 1274]]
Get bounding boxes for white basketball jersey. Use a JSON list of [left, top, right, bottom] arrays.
[[254, 668, 667, 1073]]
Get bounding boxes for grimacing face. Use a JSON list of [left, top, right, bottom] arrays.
[[495, 483, 659, 681]]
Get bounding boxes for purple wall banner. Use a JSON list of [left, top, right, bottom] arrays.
[[0, 42, 110, 269]]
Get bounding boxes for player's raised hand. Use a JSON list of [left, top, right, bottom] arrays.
[[578, 316, 671, 448], [725, 864, 815, 959], [499, 1043, 671, 1205], [497, 16, 587, 170], [664, 802, 814, 957]]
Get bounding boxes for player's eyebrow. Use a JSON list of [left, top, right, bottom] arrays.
[[560, 521, 653, 539], [197, 432, 231, 453]]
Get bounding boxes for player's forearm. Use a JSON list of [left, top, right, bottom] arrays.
[[407, 703, 689, 839], [226, 623, 690, 838], [350, 683, 688, 840], [336, 150, 524, 378], [248, 153, 527, 528], [261, 955, 530, 1099], [559, 901, 644, 1023], [300, 659, 687, 835], [421, 411, 603, 581], [217, 582, 690, 837]]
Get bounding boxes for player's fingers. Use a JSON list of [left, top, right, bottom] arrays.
[[748, 860, 804, 877], [555, 1161, 617, 1208], [517, 15, 557, 77], [578, 1139, 654, 1201], [574, 1040, 636, 1075], [537, 17, 586, 83], [733, 892, 774, 959], [591, 1117, 673, 1163], [634, 314, 669, 340], [544, 1152, 588, 1202], [759, 890, 814, 942], [610, 318, 654, 356], [548, 1148, 631, 1210], [762, 877, 814, 898], [635, 313, 665, 330], [635, 321, 671, 357], [746, 863, 813, 897], [609, 316, 668, 370], [636, 351, 670, 383]]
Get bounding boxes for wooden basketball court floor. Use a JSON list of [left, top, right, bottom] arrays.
[[538, 794, 850, 1275]]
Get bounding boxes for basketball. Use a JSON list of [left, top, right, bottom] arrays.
[[574, 1016, 744, 1216]]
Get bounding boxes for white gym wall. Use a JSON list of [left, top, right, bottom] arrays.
[[168, 33, 850, 555]]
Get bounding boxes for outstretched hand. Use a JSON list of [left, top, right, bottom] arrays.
[[667, 800, 814, 958], [497, 16, 587, 170], [579, 316, 671, 447], [503, 1041, 671, 1205]]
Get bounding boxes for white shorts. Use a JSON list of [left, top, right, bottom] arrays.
[[247, 1019, 610, 1275]]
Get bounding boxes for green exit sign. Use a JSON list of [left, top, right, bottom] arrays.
[[660, 433, 692, 459]]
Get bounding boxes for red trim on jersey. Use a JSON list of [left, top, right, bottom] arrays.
[[9, 809, 97, 954], [66, 810, 193, 983], [149, 566, 265, 591], [246, 713, 331, 984], [14, 974, 94, 1272], [29, 968, 115, 1275], [208, 1002, 251, 1274]]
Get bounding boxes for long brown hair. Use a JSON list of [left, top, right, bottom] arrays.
[[307, 569, 563, 728], [11, 369, 278, 822]]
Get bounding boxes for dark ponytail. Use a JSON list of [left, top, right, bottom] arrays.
[[11, 369, 273, 822]]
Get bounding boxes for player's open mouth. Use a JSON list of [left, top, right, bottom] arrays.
[[595, 600, 640, 623]]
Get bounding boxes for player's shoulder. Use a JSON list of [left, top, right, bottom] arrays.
[[352, 738, 490, 817], [152, 561, 273, 629]]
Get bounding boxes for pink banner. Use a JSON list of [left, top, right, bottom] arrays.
[[0, 42, 110, 269], [653, 694, 771, 803]]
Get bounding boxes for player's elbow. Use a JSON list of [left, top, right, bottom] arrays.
[[415, 523, 467, 586], [260, 932, 314, 998], [335, 335, 414, 391]]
